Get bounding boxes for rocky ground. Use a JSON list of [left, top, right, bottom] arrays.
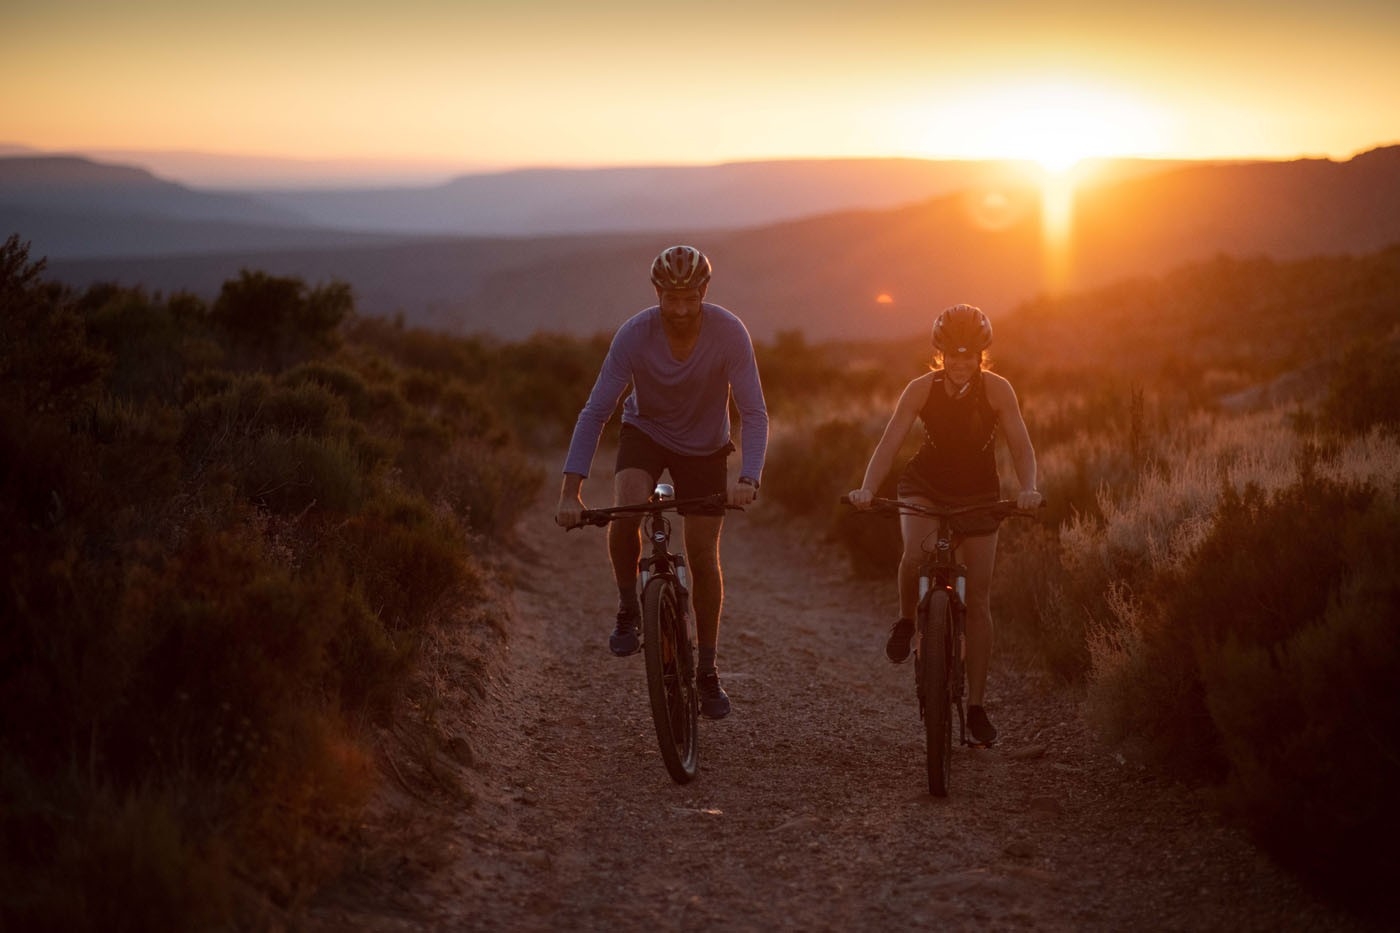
[[304, 472, 1378, 932]]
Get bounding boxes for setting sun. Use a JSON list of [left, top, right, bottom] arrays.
[[922, 81, 1167, 172]]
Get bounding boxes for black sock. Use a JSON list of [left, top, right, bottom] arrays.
[[698, 646, 716, 676], [619, 585, 639, 616]]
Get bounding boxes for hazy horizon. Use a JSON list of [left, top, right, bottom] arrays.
[[5, 1, 1399, 186], [5, 139, 1394, 191]]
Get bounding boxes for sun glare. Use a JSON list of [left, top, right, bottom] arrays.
[[921, 81, 1166, 295], [922, 81, 1165, 173]]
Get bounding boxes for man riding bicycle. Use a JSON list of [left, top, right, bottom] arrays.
[[555, 245, 768, 720]]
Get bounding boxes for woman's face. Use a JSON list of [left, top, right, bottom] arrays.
[[943, 348, 981, 383]]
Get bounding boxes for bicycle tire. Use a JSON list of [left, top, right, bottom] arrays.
[[642, 576, 699, 784], [920, 589, 954, 796]]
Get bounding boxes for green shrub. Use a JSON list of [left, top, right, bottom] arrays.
[[1322, 340, 1400, 434], [489, 332, 612, 446], [754, 330, 892, 418], [78, 285, 214, 404], [242, 432, 368, 515], [1, 255, 548, 928], [1201, 491, 1400, 909], [436, 438, 547, 538], [0, 235, 108, 414], [1079, 454, 1400, 913], [1095, 469, 1375, 782], [0, 775, 233, 933], [337, 504, 478, 633], [280, 360, 374, 419], [328, 587, 415, 716], [209, 270, 350, 370], [763, 418, 872, 518], [179, 373, 384, 511], [989, 522, 1080, 675]]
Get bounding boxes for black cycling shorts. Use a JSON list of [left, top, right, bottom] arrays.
[[896, 468, 1001, 538], [615, 423, 733, 515]]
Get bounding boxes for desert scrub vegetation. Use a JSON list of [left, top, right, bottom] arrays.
[[1067, 420, 1400, 912], [0, 236, 543, 930]]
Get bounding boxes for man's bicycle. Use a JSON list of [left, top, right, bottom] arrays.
[[843, 496, 1039, 796], [576, 484, 734, 784]]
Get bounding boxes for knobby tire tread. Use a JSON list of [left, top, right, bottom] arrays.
[[642, 577, 699, 784], [921, 589, 953, 796]]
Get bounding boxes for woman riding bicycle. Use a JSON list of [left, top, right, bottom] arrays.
[[846, 304, 1042, 745]]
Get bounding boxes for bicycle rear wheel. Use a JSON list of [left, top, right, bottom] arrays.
[[919, 589, 953, 796], [642, 576, 699, 784]]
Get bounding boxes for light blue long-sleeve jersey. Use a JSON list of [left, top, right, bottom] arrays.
[[563, 303, 769, 482]]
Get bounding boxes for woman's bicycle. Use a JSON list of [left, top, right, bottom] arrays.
[[576, 484, 734, 784], [842, 496, 1039, 796]]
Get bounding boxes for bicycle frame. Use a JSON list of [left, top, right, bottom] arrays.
[[636, 493, 689, 603], [577, 484, 731, 784], [843, 495, 1037, 796], [914, 516, 972, 755], [580, 483, 726, 617]]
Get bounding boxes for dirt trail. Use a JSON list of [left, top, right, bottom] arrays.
[[308, 469, 1374, 932]]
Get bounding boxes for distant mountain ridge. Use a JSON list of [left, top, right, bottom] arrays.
[[0, 156, 305, 229], [2, 152, 1196, 258], [248, 159, 1149, 237], [19, 146, 1400, 341]]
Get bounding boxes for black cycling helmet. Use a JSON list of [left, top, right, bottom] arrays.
[[650, 245, 712, 291], [932, 303, 993, 353]]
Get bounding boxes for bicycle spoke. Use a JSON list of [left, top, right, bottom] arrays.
[[643, 578, 699, 784]]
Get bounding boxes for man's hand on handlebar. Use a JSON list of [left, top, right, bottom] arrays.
[[555, 493, 585, 530], [728, 480, 758, 508], [845, 488, 875, 510]]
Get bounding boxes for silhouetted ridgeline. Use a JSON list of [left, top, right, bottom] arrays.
[[12, 146, 1400, 340]]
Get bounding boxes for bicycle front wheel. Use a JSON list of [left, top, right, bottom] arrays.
[[919, 589, 953, 797], [642, 576, 699, 784]]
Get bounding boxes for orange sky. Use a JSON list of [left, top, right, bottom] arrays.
[[4, 1, 1399, 183]]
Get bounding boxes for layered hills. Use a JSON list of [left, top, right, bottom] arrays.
[[6, 147, 1400, 340]]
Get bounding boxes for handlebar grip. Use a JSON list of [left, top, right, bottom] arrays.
[[839, 494, 851, 505]]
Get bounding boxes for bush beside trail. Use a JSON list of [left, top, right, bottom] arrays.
[[0, 236, 543, 929]]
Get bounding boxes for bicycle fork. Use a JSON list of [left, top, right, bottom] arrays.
[[917, 571, 971, 745], [640, 553, 692, 674]]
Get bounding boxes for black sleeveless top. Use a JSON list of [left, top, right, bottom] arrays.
[[900, 370, 1000, 500]]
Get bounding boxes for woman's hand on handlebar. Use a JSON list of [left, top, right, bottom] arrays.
[[846, 488, 875, 510], [1015, 489, 1044, 511]]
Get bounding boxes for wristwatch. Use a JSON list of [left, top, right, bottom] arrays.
[[738, 476, 760, 491]]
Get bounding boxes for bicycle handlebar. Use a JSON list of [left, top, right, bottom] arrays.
[[840, 495, 1042, 520], [575, 493, 738, 528]]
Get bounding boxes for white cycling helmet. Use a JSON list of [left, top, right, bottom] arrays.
[[650, 245, 712, 291]]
